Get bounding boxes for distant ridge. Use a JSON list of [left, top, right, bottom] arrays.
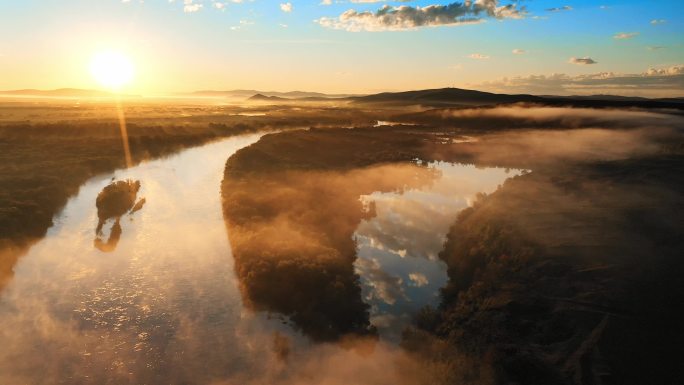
[[349, 87, 684, 109], [245, 87, 684, 108], [192, 90, 361, 99], [351, 87, 544, 106], [247, 93, 287, 102]]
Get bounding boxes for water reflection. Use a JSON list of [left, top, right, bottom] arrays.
[[221, 163, 440, 341], [222, 155, 521, 343], [94, 179, 145, 252], [354, 162, 522, 340]]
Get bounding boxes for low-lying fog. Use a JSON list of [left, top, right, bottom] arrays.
[[0, 103, 682, 384]]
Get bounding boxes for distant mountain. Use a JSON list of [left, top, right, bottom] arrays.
[[238, 87, 684, 108], [246, 93, 349, 103], [247, 93, 287, 102], [191, 90, 360, 99], [351, 88, 544, 106], [191, 90, 260, 99], [351, 87, 684, 109], [0, 88, 138, 98]]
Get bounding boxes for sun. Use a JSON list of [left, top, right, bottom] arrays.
[[89, 50, 135, 90]]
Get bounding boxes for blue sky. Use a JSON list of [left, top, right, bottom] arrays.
[[0, 0, 682, 95]]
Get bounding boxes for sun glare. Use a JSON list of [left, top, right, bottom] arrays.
[[89, 50, 135, 90]]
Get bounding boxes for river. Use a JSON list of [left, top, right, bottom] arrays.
[[0, 133, 519, 384]]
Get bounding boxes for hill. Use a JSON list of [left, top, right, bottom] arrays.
[[247, 93, 288, 102], [191, 89, 359, 99], [351, 87, 543, 106], [351, 87, 684, 109]]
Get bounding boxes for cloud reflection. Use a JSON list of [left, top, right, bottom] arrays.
[[354, 162, 521, 339], [222, 162, 439, 341]]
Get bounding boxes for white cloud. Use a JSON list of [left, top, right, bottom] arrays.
[[614, 32, 639, 39], [473, 64, 684, 97], [512, 48, 526, 54], [184, 4, 202, 12], [280, 2, 293, 13], [317, 1, 524, 32], [468, 53, 490, 60], [650, 19, 666, 25], [183, 0, 202, 13], [644, 64, 684, 76]]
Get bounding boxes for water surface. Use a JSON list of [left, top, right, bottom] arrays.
[[0, 134, 297, 384], [355, 162, 521, 340], [0, 135, 520, 384]]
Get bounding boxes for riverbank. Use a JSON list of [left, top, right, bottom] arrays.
[[403, 156, 684, 385]]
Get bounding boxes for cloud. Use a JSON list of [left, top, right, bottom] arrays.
[[468, 53, 490, 60], [650, 19, 666, 25], [546, 5, 572, 12], [472, 64, 684, 97], [644, 64, 684, 76], [347, 0, 415, 2], [183, 0, 202, 13], [569, 57, 597, 65], [280, 2, 293, 13], [512, 48, 526, 54], [184, 4, 202, 12], [614, 32, 639, 39], [317, 1, 524, 32]]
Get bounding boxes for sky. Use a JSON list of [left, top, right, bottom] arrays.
[[0, 0, 682, 96]]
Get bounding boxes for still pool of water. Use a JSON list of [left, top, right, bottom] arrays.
[[355, 162, 521, 340], [0, 134, 520, 384]]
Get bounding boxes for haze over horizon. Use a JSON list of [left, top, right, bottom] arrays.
[[1, 0, 683, 97]]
